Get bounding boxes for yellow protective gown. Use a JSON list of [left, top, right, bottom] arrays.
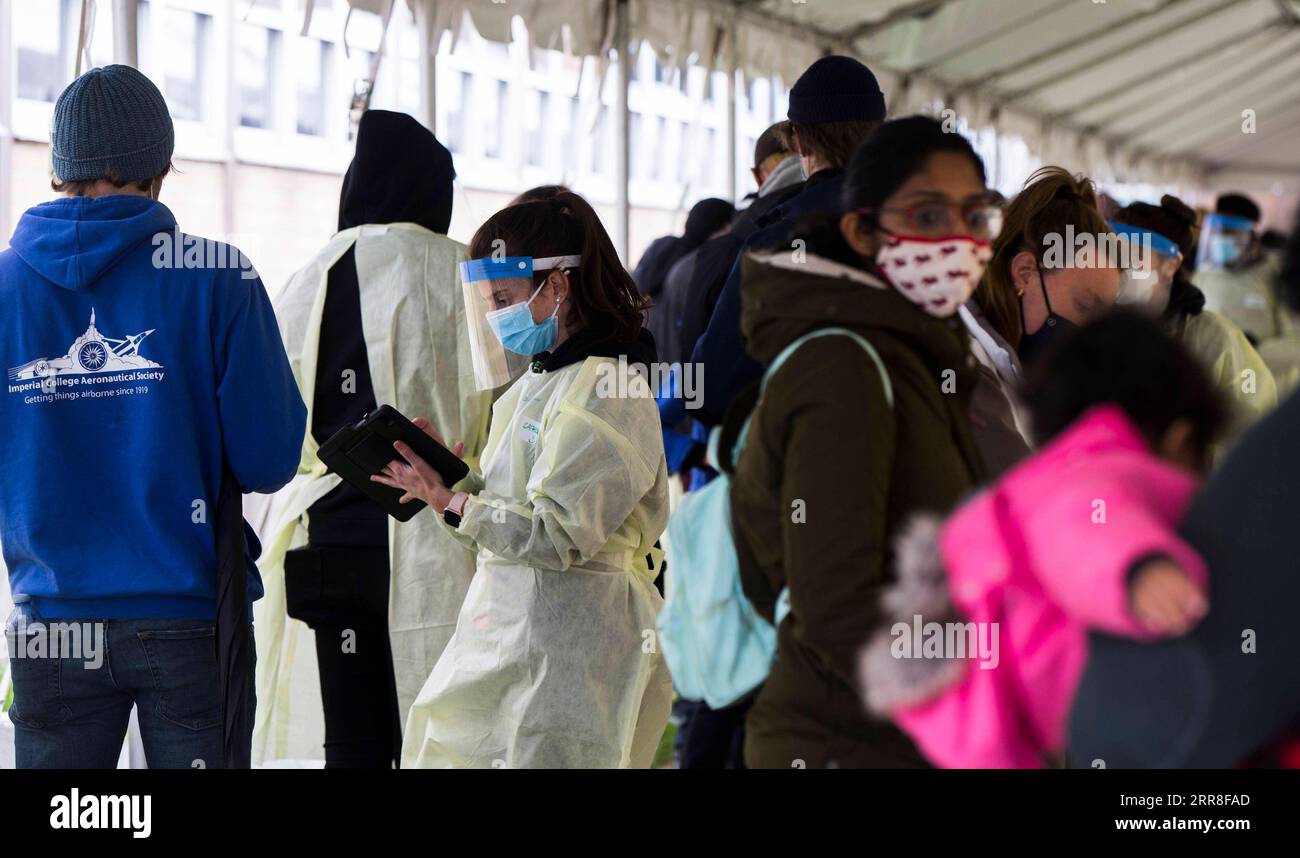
[[1196, 259, 1292, 343], [402, 354, 673, 768], [1258, 334, 1300, 398], [1177, 309, 1278, 457], [252, 223, 492, 764]]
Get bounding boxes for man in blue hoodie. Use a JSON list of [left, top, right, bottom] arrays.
[[0, 65, 305, 767]]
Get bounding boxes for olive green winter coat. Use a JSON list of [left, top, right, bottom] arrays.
[[728, 251, 988, 769]]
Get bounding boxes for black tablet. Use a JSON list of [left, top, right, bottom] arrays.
[[317, 404, 471, 522]]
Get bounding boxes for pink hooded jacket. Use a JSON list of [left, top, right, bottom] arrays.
[[867, 404, 1207, 768]]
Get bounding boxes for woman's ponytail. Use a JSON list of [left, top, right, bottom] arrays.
[[976, 166, 1109, 347]]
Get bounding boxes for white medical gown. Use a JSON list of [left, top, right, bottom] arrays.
[[402, 354, 673, 768]]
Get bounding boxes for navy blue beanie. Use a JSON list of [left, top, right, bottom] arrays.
[[787, 56, 886, 125], [51, 65, 175, 184]]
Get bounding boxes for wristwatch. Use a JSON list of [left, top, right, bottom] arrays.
[[443, 491, 469, 529]]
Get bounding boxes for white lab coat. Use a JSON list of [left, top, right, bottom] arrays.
[[402, 354, 673, 768], [252, 223, 492, 764]]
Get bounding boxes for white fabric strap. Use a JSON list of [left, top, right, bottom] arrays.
[[533, 255, 582, 272]]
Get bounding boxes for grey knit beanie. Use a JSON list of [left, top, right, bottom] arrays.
[[51, 65, 174, 183]]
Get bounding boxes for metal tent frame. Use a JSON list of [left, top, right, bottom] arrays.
[[31, 0, 1300, 261]]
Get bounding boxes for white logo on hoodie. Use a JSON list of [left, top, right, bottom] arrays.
[[7, 309, 165, 400]]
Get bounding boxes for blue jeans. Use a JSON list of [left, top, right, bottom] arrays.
[[4, 601, 255, 769]]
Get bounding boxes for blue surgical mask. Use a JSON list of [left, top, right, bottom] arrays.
[[485, 282, 561, 356], [1210, 235, 1243, 267]]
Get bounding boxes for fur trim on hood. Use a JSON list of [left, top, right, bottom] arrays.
[[859, 513, 970, 715]]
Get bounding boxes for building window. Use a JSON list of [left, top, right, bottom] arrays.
[[629, 111, 643, 179], [16, 0, 73, 102], [653, 57, 668, 84], [681, 119, 691, 183], [700, 127, 717, 186], [526, 89, 549, 167], [295, 37, 331, 136], [446, 71, 472, 153], [484, 79, 507, 160], [650, 115, 666, 181], [593, 105, 609, 175], [161, 9, 208, 121], [563, 96, 580, 173], [238, 24, 279, 129]]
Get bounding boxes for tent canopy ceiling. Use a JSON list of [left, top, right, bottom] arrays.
[[367, 0, 1300, 183]]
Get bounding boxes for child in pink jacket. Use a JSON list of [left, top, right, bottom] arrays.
[[860, 310, 1229, 768]]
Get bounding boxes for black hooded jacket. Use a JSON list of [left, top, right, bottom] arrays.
[[308, 111, 456, 548]]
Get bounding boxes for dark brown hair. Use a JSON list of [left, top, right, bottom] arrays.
[[976, 166, 1109, 348], [51, 163, 173, 196], [510, 184, 572, 206], [469, 191, 649, 343], [1114, 194, 1204, 322], [782, 119, 881, 171]]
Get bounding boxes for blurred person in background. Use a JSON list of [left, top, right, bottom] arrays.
[[1068, 212, 1300, 768], [727, 116, 994, 768], [633, 197, 735, 304], [673, 124, 804, 369], [1111, 195, 1276, 455], [1196, 193, 1293, 346], [1253, 222, 1300, 395], [0, 66, 304, 768], [386, 192, 672, 768], [692, 55, 888, 426], [255, 110, 492, 767], [645, 197, 736, 363], [654, 127, 803, 770], [656, 125, 806, 497]]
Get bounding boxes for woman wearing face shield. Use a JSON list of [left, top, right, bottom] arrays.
[[373, 192, 673, 769], [1195, 194, 1295, 345], [1111, 196, 1277, 456], [724, 116, 995, 768]]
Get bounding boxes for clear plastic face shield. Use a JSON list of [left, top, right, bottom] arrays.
[[1111, 222, 1183, 313], [459, 255, 580, 390], [1195, 213, 1256, 272]]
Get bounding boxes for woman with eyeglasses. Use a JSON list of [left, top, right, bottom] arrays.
[[724, 115, 995, 768]]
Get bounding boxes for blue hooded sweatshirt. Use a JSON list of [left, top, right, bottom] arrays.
[[0, 195, 306, 620]]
